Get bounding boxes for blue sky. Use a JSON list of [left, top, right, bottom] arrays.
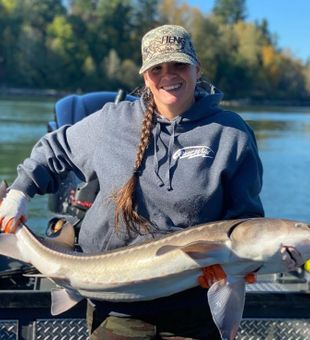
[[188, 0, 310, 63]]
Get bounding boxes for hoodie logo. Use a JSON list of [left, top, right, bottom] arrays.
[[173, 146, 214, 160]]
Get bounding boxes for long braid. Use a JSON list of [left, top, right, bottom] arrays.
[[114, 90, 155, 234]]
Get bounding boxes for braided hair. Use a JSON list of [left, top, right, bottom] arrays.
[[113, 89, 155, 234]]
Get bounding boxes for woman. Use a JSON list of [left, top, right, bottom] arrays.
[[0, 25, 265, 339]]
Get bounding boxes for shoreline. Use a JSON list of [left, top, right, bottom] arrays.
[[1, 87, 310, 107]]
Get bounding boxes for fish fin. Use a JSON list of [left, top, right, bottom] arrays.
[[0, 234, 27, 262], [156, 241, 224, 259], [51, 288, 83, 315], [207, 276, 245, 340]]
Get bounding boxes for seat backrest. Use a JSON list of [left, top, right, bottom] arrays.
[[54, 91, 136, 128]]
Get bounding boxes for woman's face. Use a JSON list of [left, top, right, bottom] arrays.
[[143, 62, 201, 120]]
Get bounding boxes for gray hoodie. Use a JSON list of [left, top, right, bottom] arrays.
[[12, 90, 264, 253]]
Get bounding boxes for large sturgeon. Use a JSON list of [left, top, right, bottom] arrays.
[[0, 181, 310, 339]]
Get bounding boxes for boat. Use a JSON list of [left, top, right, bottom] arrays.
[[1, 90, 310, 339]]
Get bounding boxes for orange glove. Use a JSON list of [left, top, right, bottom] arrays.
[[198, 264, 256, 289], [0, 215, 26, 233], [0, 189, 29, 233]]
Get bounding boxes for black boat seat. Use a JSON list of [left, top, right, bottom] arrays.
[[48, 91, 136, 130]]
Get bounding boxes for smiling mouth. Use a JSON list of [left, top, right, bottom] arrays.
[[161, 83, 182, 91]]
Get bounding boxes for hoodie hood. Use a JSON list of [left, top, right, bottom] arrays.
[[142, 86, 224, 190]]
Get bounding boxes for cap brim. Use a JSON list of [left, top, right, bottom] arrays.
[[139, 53, 197, 74]]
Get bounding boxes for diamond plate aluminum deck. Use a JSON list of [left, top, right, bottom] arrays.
[[1, 289, 310, 339], [34, 318, 88, 340], [0, 320, 18, 340], [246, 282, 289, 292], [32, 318, 310, 340], [237, 319, 310, 340]]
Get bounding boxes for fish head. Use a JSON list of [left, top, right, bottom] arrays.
[[286, 221, 310, 263], [228, 218, 310, 265]]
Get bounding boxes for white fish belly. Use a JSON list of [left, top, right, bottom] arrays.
[[75, 269, 201, 302]]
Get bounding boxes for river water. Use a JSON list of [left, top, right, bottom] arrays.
[[1, 97, 310, 234]]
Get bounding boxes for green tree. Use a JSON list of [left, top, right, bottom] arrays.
[[131, 0, 160, 32], [0, 0, 23, 85], [119, 59, 141, 90], [130, 0, 160, 63], [22, 0, 65, 33], [304, 61, 310, 95], [158, 0, 192, 26], [46, 15, 90, 89], [0, 0, 309, 99], [276, 53, 307, 99], [190, 16, 224, 82], [213, 0, 247, 24], [12, 0, 66, 88], [234, 21, 264, 66], [256, 18, 275, 46], [213, 22, 252, 98], [67, 0, 136, 90]]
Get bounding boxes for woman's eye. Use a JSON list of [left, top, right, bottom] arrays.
[[175, 62, 187, 69], [151, 66, 161, 73]]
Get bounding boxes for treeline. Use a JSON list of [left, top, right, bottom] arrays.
[[1, 0, 310, 101]]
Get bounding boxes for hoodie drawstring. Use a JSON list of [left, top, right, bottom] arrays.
[[153, 123, 164, 187], [165, 120, 177, 190], [153, 119, 179, 190]]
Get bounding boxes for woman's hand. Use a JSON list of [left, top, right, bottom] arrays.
[[0, 189, 29, 233]]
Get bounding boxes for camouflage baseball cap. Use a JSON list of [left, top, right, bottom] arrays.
[[139, 25, 199, 74]]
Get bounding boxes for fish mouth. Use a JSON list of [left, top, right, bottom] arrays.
[[285, 246, 304, 266]]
